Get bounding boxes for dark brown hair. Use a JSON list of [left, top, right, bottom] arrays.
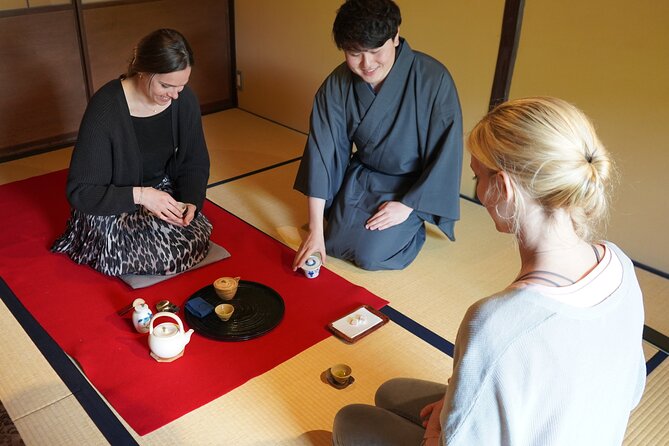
[[333, 0, 401, 51], [125, 28, 194, 78]]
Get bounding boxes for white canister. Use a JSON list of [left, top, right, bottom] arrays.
[[132, 303, 153, 333], [302, 253, 322, 279]]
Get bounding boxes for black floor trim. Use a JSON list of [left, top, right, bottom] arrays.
[[207, 157, 302, 189], [646, 350, 668, 376], [380, 306, 455, 357], [644, 325, 669, 355], [633, 260, 669, 280], [0, 278, 137, 445]]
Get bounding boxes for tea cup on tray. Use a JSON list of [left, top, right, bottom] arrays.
[[215, 304, 235, 321], [214, 276, 240, 300]]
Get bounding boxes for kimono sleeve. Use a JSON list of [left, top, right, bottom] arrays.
[[401, 73, 463, 239], [294, 71, 352, 209]]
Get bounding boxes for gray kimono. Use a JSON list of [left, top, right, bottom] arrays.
[[294, 39, 463, 270]]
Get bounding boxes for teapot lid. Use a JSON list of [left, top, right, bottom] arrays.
[[153, 322, 179, 338]]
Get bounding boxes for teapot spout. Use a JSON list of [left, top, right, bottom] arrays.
[[184, 329, 194, 345]]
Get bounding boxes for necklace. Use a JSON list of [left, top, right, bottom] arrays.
[[515, 244, 601, 287], [515, 270, 575, 287]]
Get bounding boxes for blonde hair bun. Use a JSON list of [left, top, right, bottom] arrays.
[[468, 97, 614, 240]]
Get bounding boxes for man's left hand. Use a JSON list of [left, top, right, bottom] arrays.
[[365, 201, 413, 230]]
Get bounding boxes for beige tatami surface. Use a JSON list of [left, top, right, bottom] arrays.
[[0, 108, 667, 445]]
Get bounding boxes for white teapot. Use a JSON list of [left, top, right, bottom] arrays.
[[148, 312, 194, 360]]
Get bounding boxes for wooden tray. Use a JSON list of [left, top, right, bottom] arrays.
[[184, 280, 284, 341], [327, 305, 388, 343]]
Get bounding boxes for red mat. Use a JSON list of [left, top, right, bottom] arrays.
[[0, 170, 388, 435]]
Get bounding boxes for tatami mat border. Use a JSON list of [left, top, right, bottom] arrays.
[[647, 351, 669, 376], [380, 306, 455, 357], [207, 157, 302, 189], [644, 326, 669, 356], [633, 260, 669, 281], [0, 278, 137, 445]]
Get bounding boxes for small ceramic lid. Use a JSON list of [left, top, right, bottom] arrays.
[[214, 277, 239, 290], [303, 253, 322, 270], [154, 323, 178, 338]]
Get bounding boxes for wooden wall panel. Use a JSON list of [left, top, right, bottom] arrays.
[[0, 1, 28, 11], [0, 8, 88, 159], [82, 0, 233, 111]]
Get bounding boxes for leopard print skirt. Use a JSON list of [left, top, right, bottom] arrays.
[[51, 177, 212, 276]]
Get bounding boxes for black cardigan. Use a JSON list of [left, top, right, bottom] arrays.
[[66, 79, 210, 216]]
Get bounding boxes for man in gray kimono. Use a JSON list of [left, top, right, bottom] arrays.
[[293, 0, 463, 271]]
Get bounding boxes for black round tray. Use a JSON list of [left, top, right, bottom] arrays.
[[184, 280, 285, 341]]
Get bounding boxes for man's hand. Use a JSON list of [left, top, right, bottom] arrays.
[[292, 228, 326, 271], [293, 197, 327, 271], [365, 201, 413, 230]]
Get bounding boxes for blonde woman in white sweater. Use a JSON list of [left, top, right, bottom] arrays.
[[333, 97, 646, 445]]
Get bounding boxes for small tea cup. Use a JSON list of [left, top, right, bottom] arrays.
[[329, 363, 352, 385], [215, 304, 235, 321], [302, 253, 322, 279], [214, 276, 240, 300]]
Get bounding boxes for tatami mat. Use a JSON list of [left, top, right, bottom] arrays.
[[12, 395, 107, 446], [637, 268, 669, 337], [203, 109, 306, 184], [624, 358, 669, 445], [1, 108, 668, 444], [0, 299, 71, 420], [643, 342, 660, 362], [0, 147, 72, 186]]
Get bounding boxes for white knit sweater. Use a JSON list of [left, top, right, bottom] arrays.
[[440, 242, 646, 445]]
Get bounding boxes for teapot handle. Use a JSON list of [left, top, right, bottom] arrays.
[[148, 311, 184, 335]]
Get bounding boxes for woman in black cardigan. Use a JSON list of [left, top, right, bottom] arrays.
[[52, 29, 212, 276]]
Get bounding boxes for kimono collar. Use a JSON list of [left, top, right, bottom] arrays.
[[353, 38, 415, 108]]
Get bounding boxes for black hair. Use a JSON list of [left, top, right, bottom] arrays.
[[333, 0, 401, 51], [126, 29, 194, 78]]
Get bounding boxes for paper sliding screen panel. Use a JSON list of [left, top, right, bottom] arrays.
[[0, 6, 87, 160], [82, 0, 234, 113], [509, 1, 669, 273]]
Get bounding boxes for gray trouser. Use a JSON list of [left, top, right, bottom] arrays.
[[332, 378, 447, 446]]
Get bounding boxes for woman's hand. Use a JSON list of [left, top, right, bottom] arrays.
[[136, 187, 191, 227], [419, 397, 444, 445], [365, 201, 413, 231], [181, 203, 196, 226]]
